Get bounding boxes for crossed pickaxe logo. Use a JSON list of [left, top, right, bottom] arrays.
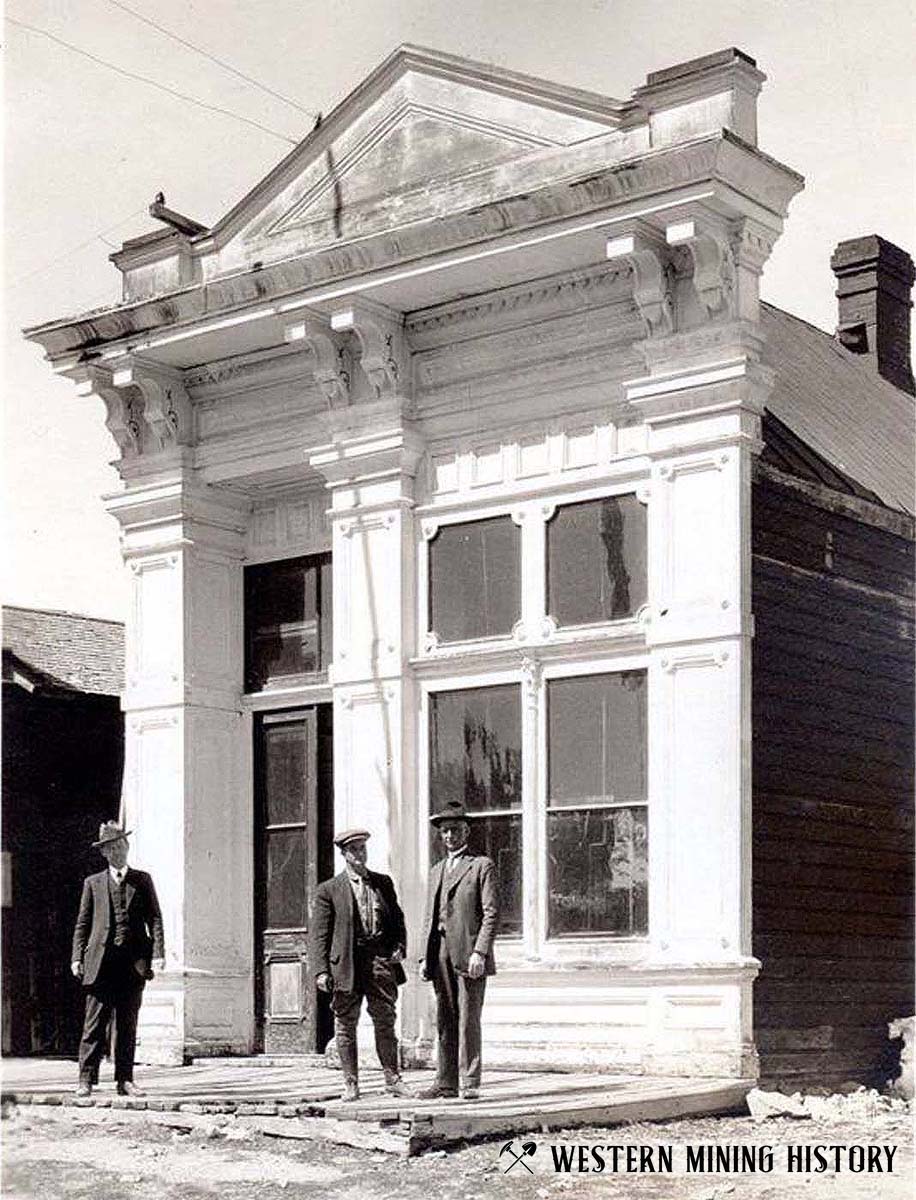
[[500, 1140, 537, 1173]]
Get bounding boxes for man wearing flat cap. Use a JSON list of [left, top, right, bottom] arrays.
[[312, 829, 410, 1101], [419, 799, 499, 1101], [71, 822, 164, 1097]]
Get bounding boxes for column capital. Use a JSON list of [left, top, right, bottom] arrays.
[[104, 475, 249, 560]]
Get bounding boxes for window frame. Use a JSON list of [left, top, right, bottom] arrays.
[[419, 504, 525, 654], [420, 650, 650, 964]]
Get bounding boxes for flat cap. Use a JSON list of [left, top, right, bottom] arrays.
[[334, 828, 371, 849]]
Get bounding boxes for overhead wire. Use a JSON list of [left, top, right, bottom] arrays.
[[9, 207, 147, 287], [6, 15, 299, 146], [103, 0, 318, 119]]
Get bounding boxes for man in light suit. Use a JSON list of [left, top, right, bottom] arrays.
[[312, 829, 410, 1102], [71, 822, 164, 1097], [420, 800, 499, 1101]]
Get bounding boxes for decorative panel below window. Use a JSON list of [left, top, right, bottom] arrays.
[[245, 554, 332, 691], [429, 684, 522, 935], [547, 671, 648, 937], [429, 516, 520, 643], [547, 494, 646, 626]]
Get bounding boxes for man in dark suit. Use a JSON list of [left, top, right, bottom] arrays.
[[71, 822, 164, 1097], [419, 800, 499, 1101], [312, 829, 410, 1102]]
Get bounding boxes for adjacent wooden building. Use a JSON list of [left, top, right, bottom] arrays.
[[2, 607, 124, 1055], [23, 48, 913, 1087]]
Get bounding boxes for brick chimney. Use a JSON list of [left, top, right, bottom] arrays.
[[831, 235, 915, 395]]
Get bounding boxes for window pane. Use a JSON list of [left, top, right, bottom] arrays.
[[266, 830, 306, 928], [263, 723, 308, 826], [547, 495, 646, 626], [245, 554, 331, 691], [429, 517, 520, 642], [430, 813, 521, 937], [548, 807, 648, 936], [430, 685, 521, 812], [548, 672, 646, 807]]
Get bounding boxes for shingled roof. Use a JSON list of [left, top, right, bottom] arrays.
[[2, 607, 124, 697], [761, 303, 915, 516]]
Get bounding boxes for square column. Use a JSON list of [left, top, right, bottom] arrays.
[[310, 418, 427, 1059], [106, 477, 252, 1062]]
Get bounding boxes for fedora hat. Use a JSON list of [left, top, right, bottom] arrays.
[[333, 828, 370, 849], [92, 821, 131, 848], [429, 800, 473, 826]]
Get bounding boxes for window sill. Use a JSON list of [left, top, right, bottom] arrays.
[[495, 936, 650, 971], [242, 678, 332, 710]]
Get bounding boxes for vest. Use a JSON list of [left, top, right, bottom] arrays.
[[107, 871, 131, 948]]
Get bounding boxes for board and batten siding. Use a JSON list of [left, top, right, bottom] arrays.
[[751, 465, 915, 1089]]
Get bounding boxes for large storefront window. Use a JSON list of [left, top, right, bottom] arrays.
[[547, 495, 646, 626], [547, 671, 648, 936], [428, 684, 522, 934], [429, 516, 520, 642], [245, 554, 332, 692]]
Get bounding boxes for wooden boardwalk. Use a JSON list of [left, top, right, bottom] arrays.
[[1, 1058, 752, 1155]]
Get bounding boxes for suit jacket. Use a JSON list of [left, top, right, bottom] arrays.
[[422, 853, 499, 978], [71, 868, 165, 987], [312, 869, 407, 992]]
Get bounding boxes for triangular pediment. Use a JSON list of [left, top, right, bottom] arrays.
[[211, 46, 621, 267]]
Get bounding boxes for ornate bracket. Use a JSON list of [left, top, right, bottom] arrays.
[[606, 224, 674, 337], [112, 361, 193, 451], [666, 219, 736, 321], [73, 364, 144, 458], [284, 320, 350, 408], [331, 303, 411, 407]]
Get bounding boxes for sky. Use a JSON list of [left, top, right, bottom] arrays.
[[4, 0, 915, 622]]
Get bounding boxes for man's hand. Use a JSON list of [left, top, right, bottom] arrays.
[[390, 947, 404, 964], [152, 958, 166, 973], [316, 973, 332, 993], [467, 952, 485, 980], [70, 961, 84, 980], [420, 964, 431, 982]]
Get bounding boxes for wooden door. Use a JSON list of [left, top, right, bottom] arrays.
[[254, 707, 333, 1054]]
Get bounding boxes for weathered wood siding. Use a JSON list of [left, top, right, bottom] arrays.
[[751, 466, 915, 1089]]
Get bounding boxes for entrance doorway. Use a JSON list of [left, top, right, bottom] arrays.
[[254, 706, 333, 1054]]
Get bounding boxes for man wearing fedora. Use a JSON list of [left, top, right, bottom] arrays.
[[312, 829, 410, 1102], [70, 822, 164, 1097], [420, 799, 499, 1101]]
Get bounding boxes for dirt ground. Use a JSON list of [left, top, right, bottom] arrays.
[[2, 1101, 912, 1200]]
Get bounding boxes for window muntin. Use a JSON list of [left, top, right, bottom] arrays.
[[547, 671, 648, 938], [244, 554, 332, 692], [428, 516, 520, 643], [429, 684, 522, 935], [547, 495, 646, 627]]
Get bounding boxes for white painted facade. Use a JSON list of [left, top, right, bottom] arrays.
[[27, 46, 803, 1078]]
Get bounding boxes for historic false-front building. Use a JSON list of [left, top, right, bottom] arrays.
[[26, 47, 914, 1089]]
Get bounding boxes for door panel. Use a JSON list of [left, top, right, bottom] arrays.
[[254, 706, 333, 1054]]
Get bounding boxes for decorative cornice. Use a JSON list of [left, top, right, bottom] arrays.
[[406, 262, 629, 349], [25, 134, 802, 366]]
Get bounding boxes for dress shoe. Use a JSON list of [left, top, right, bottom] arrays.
[[75, 1082, 92, 1098], [116, 1081, 144, 1097], [341, 1080, 360, 1102], [384, 1077, 412, 1098], [460, 1087, 480, 1101], [416, 1083, 458, 1100]]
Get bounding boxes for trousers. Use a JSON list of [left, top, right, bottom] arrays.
[[432, 935, 487, 1091], [330, 946, 400, 1082], [77, 947, 145, 1084]]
